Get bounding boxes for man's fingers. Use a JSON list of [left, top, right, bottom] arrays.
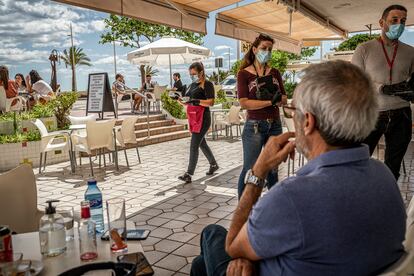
[[277, 141, 296, 162], [241, 263, 253, 276]]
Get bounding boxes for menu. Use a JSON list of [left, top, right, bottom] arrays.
[[87, 73, 106, 112]]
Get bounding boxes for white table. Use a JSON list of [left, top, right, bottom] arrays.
[[12, 230, 143, 275]]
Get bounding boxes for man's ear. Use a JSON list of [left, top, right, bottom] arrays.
[[379, 18, 385, 28], [304, 112, 317, 136]]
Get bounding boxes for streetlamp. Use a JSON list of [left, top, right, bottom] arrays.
[[68, 23, 76, 91]]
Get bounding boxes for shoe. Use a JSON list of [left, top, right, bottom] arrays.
[[178, 172, 192, 183], [206, 164, 219, 176]]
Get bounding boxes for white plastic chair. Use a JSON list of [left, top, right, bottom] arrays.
[[378, 252, 414, 276], [0, 86, 24, 113], [115, 116, 141, 167], [214, 106, 243, 139], [71, 119, 117, 176], [32, 119, 71, 174], [145, 85, 167, 112]]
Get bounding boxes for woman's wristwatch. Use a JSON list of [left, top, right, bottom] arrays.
[[244, 169, 266, 188]]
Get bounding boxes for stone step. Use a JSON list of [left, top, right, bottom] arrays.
[[114, 114, 166, 125], [134, 119, 175, 131], [135, 125, 186, 138], [135, 130, 190, 147]]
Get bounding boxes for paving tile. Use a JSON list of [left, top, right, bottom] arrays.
[[173, 244, 200, 258], [150, 227, 174, 239], [216, 219, 232, 229], [140, 236, 161, 247], [155, 239, 184, 253], [187, 235, 200, 246], [175, 214, 199, 223], [152, 266, 175, 276], [187, 207, 211, 216], [143, 250, 168, 264], [179, 264, 192, 275], [184, 223, 207, 234], [147, 217, 171, 227], [167, 232, 197, 243], [192, 217, 220, 225], [173, 205, 194, 213], [158, 211, 184, 219], [208, 210, 230, 219], [155, 254, 187, 272], [162, 220, 189, 229]]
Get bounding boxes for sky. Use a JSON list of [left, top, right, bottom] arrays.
[[1, 0, 414, 92]]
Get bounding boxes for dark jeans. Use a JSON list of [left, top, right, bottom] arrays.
[[187, 111, 217, 175], [363, 106, 412, 180], [238, 119, 283, 198], [191, 225, 231, 276]]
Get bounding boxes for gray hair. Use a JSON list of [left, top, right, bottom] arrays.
[[294, 60, 378, 146]]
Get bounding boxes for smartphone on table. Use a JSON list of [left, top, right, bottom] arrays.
[[117, 252, 154, 276], [101, 229, 150, 241]]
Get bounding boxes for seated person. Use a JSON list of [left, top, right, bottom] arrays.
[[191, 60, 406, 276], [113, 73, 143, 112], [170, 72, 184, 94], [0, 65, 19, 108], [26, 70, 54, 105], [140, 74, 158, 92], [15, 73, 27, 94]]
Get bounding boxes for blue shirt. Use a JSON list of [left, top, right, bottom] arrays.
[[247, 145, 406, 276]]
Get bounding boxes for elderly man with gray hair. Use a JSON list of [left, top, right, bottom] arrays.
[[191, 60, 406, 276]]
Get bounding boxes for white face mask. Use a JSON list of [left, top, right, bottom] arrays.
[[190, 74, 200, 83]]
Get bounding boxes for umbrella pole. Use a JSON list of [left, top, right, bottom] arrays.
[[169, 54, 172, 88]]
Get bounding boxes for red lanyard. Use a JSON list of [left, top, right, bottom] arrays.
[[379, 38, 399, 82]]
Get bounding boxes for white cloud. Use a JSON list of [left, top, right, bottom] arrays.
[[214, 45, 231, 51], [94, 55, 130, 65], [0, 48, 49, 63]]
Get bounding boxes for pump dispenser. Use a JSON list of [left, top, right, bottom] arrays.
[[39, 200, 66, 257]]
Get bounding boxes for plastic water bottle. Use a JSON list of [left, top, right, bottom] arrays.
[[84, 179, 104, 233]]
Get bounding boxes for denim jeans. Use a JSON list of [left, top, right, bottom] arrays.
[[238, 119, 283, 198], [190, 225, 231, 276], [363, 106, 412, 180], [187, 111, 217, 175]]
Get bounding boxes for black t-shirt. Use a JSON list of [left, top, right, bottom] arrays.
[[173, 79, 183, 92], [185, 80, 215, 111]]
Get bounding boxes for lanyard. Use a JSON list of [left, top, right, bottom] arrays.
[[379, 38, 399, 83], [252, 63, 266, 77]]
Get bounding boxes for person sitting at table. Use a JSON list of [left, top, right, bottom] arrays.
[[15, 73, 27, 93], [140, 74, 158, 92], [190, 60, 406, 276], [0, 65, 19, 108], [26, 70, 54, 105], [172, 72, 184, 94], [113, 73, 143, 112]]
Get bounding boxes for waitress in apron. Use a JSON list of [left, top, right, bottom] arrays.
[[177, 62, 219, 183]]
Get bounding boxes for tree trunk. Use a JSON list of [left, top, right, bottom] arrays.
[[140, 65, 145, 87], [71, 64, 77, 92]]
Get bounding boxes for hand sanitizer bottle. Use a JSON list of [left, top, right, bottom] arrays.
[[39, 200, 66, 257]]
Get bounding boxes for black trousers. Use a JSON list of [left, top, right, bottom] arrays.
[[187, 111, 217, 175], [363, 107, 412, 180]]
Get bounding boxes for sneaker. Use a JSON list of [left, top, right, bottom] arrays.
[[206, 164, 219, 176], [178, 172, 192, 183]]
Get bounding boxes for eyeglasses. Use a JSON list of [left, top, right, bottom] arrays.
[[282, 105, 296, 119]]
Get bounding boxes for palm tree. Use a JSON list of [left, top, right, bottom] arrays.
[[144, 65, 159, 77], [61, 46, 92, 91]]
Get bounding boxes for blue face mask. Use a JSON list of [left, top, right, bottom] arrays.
[[386, 23, 405, 40], [190, 74, 199, 83], [256, 50, 271, 64]]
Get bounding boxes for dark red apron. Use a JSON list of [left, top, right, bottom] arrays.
[[186, 105, 205, 133]]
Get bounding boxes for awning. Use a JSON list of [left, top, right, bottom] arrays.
[[53, 0, 241, 34], [300, 0, 414, 33], [215, 1, 345, 54]]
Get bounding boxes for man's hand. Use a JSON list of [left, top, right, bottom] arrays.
[[253, 132, 295, 179], [226, 258, 255, 276]]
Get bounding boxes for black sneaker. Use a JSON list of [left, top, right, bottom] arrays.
[[178, 172, 192, 183], [206, 164, 219, 176]]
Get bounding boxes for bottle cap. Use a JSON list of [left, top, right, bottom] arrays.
[[81, 201, 91, 219], [45, 199, 59, 215], [87, 178, 97, 185]]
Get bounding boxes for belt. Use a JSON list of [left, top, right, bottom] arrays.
[[247, 119, 277, 123]]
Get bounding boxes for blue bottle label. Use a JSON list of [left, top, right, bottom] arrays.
[[88, 198, 102, 209]]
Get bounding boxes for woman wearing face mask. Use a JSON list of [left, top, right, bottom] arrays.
[[177, 62, 219, 183], [237, 34, 287, 198]]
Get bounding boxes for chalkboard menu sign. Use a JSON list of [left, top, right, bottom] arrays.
[[86, 73, 116, 118]]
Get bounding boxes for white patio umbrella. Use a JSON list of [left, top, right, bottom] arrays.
[[127, 37, 211, 87]]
